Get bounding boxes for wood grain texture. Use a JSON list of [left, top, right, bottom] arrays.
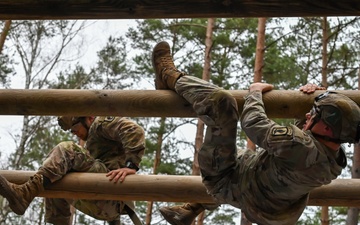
[[0, 170, 214, 203], [0, 89, 359, 119], [1, 170, 360, 206], [0, 0, 359, 19]]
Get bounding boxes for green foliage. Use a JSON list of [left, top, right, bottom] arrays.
[[92, 36, 137, 89], [24, 118, 77, 170], [50, 64, 94, 89], [137, 117, 195, 175], [297, 206, 350, 224], [207, 205, 238, 225]]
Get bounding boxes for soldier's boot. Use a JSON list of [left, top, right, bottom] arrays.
[[0, 173, 44, 215], [152, 41, 186, 91], [159, 203, 205, 225]]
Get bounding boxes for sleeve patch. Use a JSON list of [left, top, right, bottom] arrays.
[[271, 126, 293, 136], [268, 126, 295, 143], [104, 116, 115, 122]]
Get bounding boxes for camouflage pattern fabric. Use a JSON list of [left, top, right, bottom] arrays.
[[175, 76, 346, 225], [38, 117, 145, 224], [85, 116, 145, 170]]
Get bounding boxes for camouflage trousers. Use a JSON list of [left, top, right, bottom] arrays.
[[175, 76, 239, 208], [38, 141, 124, 225]]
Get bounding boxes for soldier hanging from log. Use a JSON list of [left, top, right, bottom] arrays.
[[151, 41, 360, 225]]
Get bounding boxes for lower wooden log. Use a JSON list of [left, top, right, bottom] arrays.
[[1, 170, 359, 206]]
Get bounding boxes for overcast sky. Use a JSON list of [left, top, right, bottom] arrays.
[[0, 20, 137, 158]]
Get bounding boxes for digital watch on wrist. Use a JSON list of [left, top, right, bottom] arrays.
[[126, 161, 139, 171]]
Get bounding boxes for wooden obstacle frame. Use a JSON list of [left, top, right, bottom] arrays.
[[1, 89, 360, 206], [1, 0, 360, 207]]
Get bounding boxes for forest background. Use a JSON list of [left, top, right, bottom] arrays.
[[0, 17, 359, 225]]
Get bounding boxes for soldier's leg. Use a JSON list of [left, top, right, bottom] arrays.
[[39, 141, 122, 223], [0, 141, 96, 217], [72, 198, 122, 222], [38, 141, 98, 182], [153, 42, 239, 179], [153, 41, 238, 224], [177, 78, 239, 196], [45, 198, 73, 225], [46, 198, 122, 225], [41, 141, 94, 224], [152, 42, 239, 178]]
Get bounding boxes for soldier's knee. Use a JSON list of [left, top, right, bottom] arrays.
[[56, 141, 86, 154], [212, 89, 232, 99], [56, 141, 75, 149], [212, 90, 237, 109]]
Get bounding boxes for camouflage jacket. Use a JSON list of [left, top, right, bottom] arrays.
[[85, 116, 145, 170], [237, 91, 346, 225]]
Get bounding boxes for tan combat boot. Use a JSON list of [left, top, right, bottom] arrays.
[[0, 173, 44, 215], [159, 203, 205, 225], [152, 41, 186, 90]]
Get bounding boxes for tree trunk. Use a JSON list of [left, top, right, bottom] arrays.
[[320, 16, 329, 225], [321, 206, 329, 225], [346, 66, 360, 224], [246, 17, 266, 153], [0, 20, 11, 54], [321, 17, 328, 88], [242, 17, 266, 225], [146, 117, 166, 225], [193, 17, 215, 225], [254, 17, 266, 82]]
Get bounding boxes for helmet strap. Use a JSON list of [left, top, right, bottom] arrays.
[[312, 132, 341, 144], [308, 113, 320, 131], [310, 113, 341, 144]]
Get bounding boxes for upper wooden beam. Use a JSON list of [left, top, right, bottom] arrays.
[[0, 89, 359, 118], [0, 0, 359, 20], [1, 170, 360, 206]]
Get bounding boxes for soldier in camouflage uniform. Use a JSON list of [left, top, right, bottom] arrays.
[[152, 41, 360, 225], [0, 116, 145, 225]]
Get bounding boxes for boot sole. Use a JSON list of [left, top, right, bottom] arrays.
[[0, 175, 26, 215], [159, 208, 187, 225]]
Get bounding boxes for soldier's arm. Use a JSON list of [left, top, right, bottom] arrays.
[[241, 89, 276, 150], [241, 83, 317, 160], [100, 117, 146, 167]]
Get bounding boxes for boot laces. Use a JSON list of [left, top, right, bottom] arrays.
[[160, 56, 175, 69], [182, 203, 194, 211]]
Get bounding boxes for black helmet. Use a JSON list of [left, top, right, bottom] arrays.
[[57, 116, 84, 131], [313, 91, 360, 143]]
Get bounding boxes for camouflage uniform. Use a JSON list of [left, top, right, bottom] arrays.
[[175, 76, 346, 225], [38, 116, 145, 224]]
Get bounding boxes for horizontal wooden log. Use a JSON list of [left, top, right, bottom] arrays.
[[1, 170, 213, 203], [0, 89, 359, 119], [0, 0, 359, 19], [1, 170, 360, 206]]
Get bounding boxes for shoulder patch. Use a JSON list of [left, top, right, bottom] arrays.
[[104, 116, 115, 122], [268, 126, 294, 143], [272, 126, 293, 136]]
